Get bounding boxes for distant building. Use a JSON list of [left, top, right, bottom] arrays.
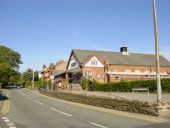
[[52, 60, 68, 90], [41, 63, 56, 81]]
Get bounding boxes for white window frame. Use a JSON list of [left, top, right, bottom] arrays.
[[91, 59, 98, 66]]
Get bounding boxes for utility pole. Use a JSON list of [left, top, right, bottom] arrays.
[[32, 69, 34, 89], [152, 0, 162, 102]]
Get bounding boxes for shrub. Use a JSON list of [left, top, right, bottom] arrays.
[[24, 80, 50, 89], [82, 78, 170, 92]]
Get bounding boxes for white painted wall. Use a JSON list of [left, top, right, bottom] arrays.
[[85, 56, 104, 67], [68, 55, 79, 70]]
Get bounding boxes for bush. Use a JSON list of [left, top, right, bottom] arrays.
[[24, 80, 51, 89], [82, 78, 170, 93], [82, 79, 90, 90]]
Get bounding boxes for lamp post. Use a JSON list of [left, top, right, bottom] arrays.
[[32, 69, 34, 89], [152, 0, 162, 102]]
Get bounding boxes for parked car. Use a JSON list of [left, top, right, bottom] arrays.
[[16, 84, 23, 89], [39, 85, 47, 90]]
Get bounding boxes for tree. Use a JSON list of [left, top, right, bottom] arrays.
[[22, 69, 33, 81], [0, 62, 10, 81], [22, 69, 39, 81], [0, 45, 22, 70], [34, 71, 40, 81], [0, 45, 22, 83]]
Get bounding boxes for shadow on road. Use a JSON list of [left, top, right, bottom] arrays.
[[0, 95, 9, 101]]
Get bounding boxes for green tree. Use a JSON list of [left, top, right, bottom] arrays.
[[22, 69, 40, 81], [0, 62, 10, 81], [9, 71, 21, 84], [22, 69, 33, 81], [0, 45, 22, 83], [0, 45, 22, 70], [34, 71, 40, 81]]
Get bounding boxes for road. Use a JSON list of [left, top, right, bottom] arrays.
[[0, 89, 169, 128]]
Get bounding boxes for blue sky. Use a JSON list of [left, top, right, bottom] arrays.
[[0, 0, 170, 72]]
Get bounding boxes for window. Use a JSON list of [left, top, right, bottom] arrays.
[[86, 71, 92, 76], [91, 59, 98, 66], [115, 76, 120, 80], [71, 62, 76, 67], [95, 74, 100, 78], [115, 76, 124, 80], [85, 71, 92, 79]]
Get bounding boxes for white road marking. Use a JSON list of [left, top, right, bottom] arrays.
[[2, 117, 16, 127], [90, 122, 108, 128], [6, 122, 15, 126], [49, 107, 72, 117], [4, 119, 10, 123], [33, 100, 44, 106], [2, 117, 8, 120]]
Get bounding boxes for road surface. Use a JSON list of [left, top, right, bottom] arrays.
[[0, 89, 169, 128]]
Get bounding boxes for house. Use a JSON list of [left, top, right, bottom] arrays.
[[41, 63, 55, 81], [52, 60, 68, 90], [65, 47, 170, 83]]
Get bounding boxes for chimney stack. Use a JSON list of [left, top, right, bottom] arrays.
[[120, 47, 129, 55]]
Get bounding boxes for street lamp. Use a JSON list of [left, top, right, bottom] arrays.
[[152, 0, 162, 102], [32, 69, 34, 89]]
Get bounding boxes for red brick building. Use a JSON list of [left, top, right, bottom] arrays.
[[65, 47, 170, 83], [41, 63, 55, 81]]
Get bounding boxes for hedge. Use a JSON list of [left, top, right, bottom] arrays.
[[25, 80, 51, 89], [82, 79, 170, 92]]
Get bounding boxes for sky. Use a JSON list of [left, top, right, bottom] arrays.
[[0, 0, 170, 72]]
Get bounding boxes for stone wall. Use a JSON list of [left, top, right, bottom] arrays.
[[39, 90, 170, 116]]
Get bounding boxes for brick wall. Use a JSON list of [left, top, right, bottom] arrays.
[[81, 65, 170, 83], [109, 65, 170, 73], [82, 67, 105, 83], [108, 65, 170, 82]]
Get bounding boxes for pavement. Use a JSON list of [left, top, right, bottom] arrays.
[[0, 89, 10, 128], [0, 90, 2, 110], [1, 89, 168, 128], [69, 91, 170, 103]]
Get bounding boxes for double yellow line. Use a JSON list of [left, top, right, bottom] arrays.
[[0, 90, 10, 115]]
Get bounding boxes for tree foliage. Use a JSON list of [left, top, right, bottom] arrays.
[[22, 69, 39, 81], [0, 45, 22, 83], [22, 69, 33, 81], [0, 45, 22, 70]]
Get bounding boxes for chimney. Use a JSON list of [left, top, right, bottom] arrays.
[[120, 47, 129, 55], [43, 64, 46, 69]]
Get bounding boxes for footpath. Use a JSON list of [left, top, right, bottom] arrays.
[[0, 89, 9, 115], [0, 90, 4, 113], [69, 91, 170, 103], [0, 89, 9, 128]]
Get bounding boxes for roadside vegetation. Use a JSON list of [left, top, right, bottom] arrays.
[[0, 45, 22, 88], [24, 80, 52, 89], [82, 78, 170, 93]]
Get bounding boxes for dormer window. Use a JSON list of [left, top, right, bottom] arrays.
[[91, 59, 98, 66], [71, 62, 76, 67]]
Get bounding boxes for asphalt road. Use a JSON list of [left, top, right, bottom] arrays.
[[2, 89, 169, 128]]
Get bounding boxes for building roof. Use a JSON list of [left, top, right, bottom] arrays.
[[52, 60, 68, 77], [67, 67, 81, 73], [52, 70, 65, 77], [73, 49, 170, 67]]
